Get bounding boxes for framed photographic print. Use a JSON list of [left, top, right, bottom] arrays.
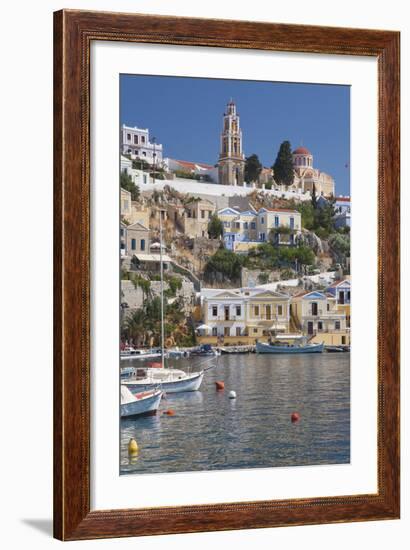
[[54, 9, 400, 540]]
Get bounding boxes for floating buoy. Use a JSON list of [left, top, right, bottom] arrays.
[[291, 412, 300, 423], [163, 409, 175, 416], [128, 437, 139, 455], [229, 390, 237, 399], [215, 381, 225, 391]]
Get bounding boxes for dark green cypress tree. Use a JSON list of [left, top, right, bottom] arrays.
[[244, 154, 263, 183], [272, 141, 294, 186]]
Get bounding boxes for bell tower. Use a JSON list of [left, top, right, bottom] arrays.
[[218, 99, 245, 186]]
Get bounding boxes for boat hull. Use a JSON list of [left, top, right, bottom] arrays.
[[124, 371, 204, 393], [256, 342, 324, 354], [120, 391, 163, 418]]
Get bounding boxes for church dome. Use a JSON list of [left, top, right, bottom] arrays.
[[293, 146, 311, 155]]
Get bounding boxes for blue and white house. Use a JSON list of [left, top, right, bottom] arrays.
[[326, 279, 351, 305], [217, 206, 302, 252]]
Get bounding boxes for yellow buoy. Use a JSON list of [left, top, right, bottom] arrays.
[[128, 437, 139, 455]]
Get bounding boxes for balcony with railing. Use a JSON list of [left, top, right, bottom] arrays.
[[304, 308, 345, 319]]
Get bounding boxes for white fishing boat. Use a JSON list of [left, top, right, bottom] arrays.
[[120, 386, 163, 418], [122, 367, 204, 393]]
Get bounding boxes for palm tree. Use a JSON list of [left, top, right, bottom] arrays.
[[123, 309, 146, 347]]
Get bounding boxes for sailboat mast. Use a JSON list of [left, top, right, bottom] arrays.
[[159, 210, 165, 367]]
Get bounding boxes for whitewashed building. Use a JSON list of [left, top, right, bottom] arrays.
[[121, 124, 163, 165], [201, 290, 247, 338]]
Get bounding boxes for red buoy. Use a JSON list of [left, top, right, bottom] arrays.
[[215, 381, 225, 391], [163, 409, 175, 416], [291, 412, 300, 423]]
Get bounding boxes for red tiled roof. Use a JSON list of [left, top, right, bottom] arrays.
[[293, 146, 311, 155], [176, 159, 214, 170]]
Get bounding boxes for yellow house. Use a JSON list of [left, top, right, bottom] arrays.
[[257, 207, 302, 245], [291, 290, 350, 346], [326, 279, 351, 329], [246, 290, 290, 339]]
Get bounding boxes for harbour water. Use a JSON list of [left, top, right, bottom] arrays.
[[120, 353, 350, 475]]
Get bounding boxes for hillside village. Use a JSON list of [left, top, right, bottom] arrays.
[[120, 100, 351, 350]]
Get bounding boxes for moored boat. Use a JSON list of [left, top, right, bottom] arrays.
[[122, 367, 204, 393], [219, 345, 254, 355], [191, 344, 220, 357], [120, 386, 163, 418], [256, 341, 324, 354]]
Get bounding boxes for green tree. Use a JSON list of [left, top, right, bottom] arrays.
[[208, 214, 224, 239], [123, 308, 147, 347], [120, 171, 140, 200], [204, 249, 243, 283], [272, 141, 294, 186], [314, 196, 336, 236], [244, 154, 263, 184], [296, 202, 315, 230]]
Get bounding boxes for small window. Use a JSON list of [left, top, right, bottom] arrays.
[[244, 222, 248, 229], [131, 238, 136, 250], [277, 305, 283, 316], [236, 327, 241, 336], [236, 305, 241, 316], [127, 133, 131, 141], [140, 239, 145, 251], [120, 228, 124, 237], [275, 216, 279, 227], [141, 136, 146, 143], [335, 321, 341, 330], [251, 222, 256, 229], [254, 306, 259, 316], [212, 327, 217, 336], [318, 321, 323, 331], [261, 217, 265, 224], [134, 135, 138, 144], [212, 306, 218, 317], [201, 210, 205, 219], [327, 303, 330, 311], [253, 328, 258, 334]]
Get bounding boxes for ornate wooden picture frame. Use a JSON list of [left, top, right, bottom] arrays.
[[54, 9, 400, 540]]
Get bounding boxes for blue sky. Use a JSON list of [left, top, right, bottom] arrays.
[[120, 75, 350, 196]]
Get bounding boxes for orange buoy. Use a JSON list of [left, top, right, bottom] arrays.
[[291, 412, 300, 423], [163, 409, 175, 416], [215, 381, 225, 391]]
